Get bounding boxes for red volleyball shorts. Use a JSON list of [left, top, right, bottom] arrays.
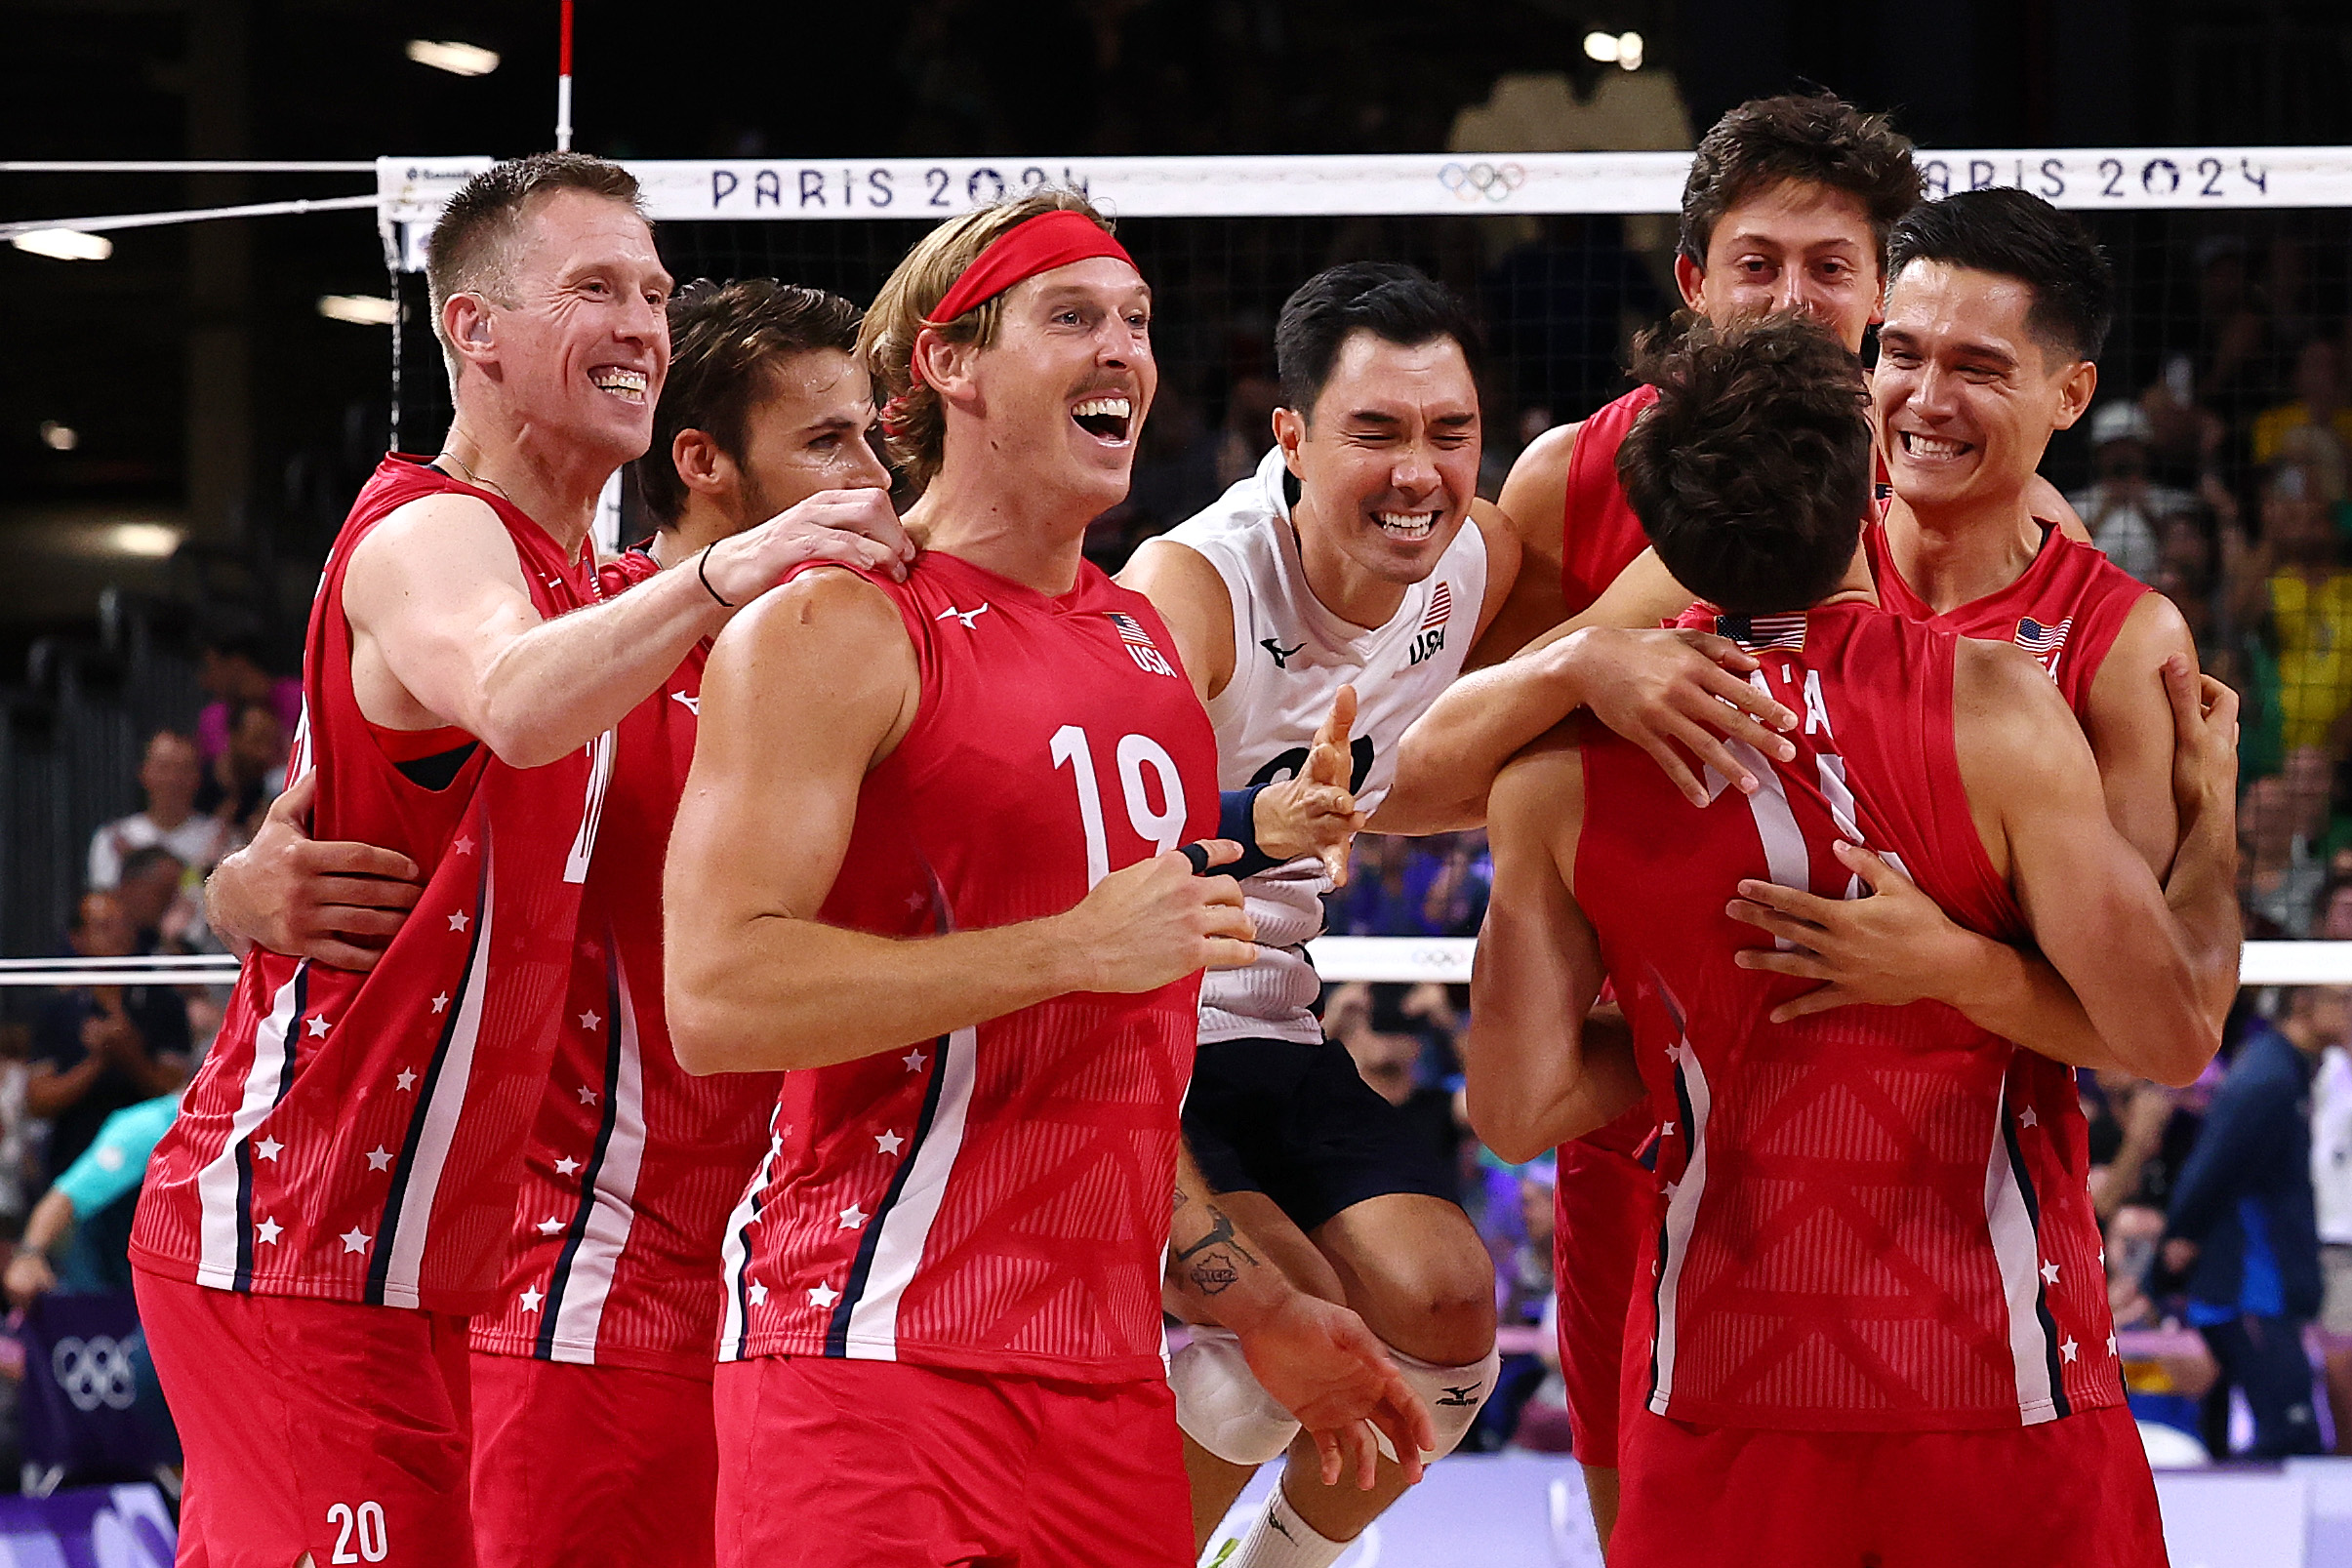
[[469, 1350, 720, 1568], [1610, 1401, 2169, 1568], [134, 1266, 476, 1568], [1553, 1135, 1656, 1468], [712, 1355, 1192, 1568]]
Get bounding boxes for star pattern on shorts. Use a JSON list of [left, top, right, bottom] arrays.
[[553, 1155, 582, 1177], [519, 1286, 544, 1313], [747, 1281, 769, 1307], [255, 1136, 283, 1162], [838, 1203, 868, 1229], [255, 1217, 283, 1245], [395, 1068, 419, 1091], [807, 1282, 839, 1309], [431, 992, 449, 1014], [2106, 1333, 2119, 1357], [578, 1086, 599, 1106], [580, 1010, 601, 1031], [448, 910, 469, 933], [452, 835, 475, 856], [364, 1147, 392, 1172], [1663, 1180, 1680, 1201], [2060, 1336, 2080, 1364], [2019, 1106, 2040, 1129], [2040, 1259, 2061, 1286], [1660, 1121, 1677, 1137], [340, 1226, 371, 1255], [535, 1216, 564, 1236], [904, 891, 927, 913], [304, 1015, 329, 1039], [875, 1130, 903, 1155], [902, 1048, 927, 1073]]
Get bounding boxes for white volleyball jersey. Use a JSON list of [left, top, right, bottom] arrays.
[[1160, 446, 1487, 1044]]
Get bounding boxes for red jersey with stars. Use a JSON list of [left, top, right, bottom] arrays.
[[1575, 601, 2122, 1431], [468, 549, 779, 1378], [716, 550, 1218, 1384], [132, 456, 605, 1315]]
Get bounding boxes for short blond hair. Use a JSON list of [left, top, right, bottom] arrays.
[[859, 187, 1116, 493]]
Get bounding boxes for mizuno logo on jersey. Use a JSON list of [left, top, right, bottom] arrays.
[[1715, 613, 1806, 652], [935, 602, 991, 628], [1408, 582, 1453, 665], [1106, 612, 1178, 678], [1262, 637, 1306, 669], [2014, 616, 2072, 679], [670, 691, 700, 717]]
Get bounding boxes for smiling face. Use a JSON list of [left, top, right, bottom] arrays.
[[1280, 330, 1480, 601], [1680, 180, 1882, 353], [463, 188, 674, 465], [716, 349, 891, 530], [951, 256, 1156, 517], [1873, 259, 2095, 519]]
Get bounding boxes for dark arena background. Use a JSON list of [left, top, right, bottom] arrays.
[[7, 2, 2352, 1562]]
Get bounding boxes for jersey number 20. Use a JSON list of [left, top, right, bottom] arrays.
[[1051, 725, 1188, 888]]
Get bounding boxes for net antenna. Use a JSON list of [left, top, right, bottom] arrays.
[[556, 0, 576, 152]]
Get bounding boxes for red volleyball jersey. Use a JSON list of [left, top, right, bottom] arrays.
[[132, 457, 607, 1314], [715, 551, 1218, 1384], [1865, 519, 2149, 715], [469, 549, 779, 1378], [1576, 600, 2122, 1432], [1559, 385, 1660, 617]]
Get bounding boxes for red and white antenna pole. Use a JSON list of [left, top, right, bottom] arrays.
[[554, 0, 575, 150]]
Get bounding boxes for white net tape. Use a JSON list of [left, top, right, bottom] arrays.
[[2, 940, 2345, 988]]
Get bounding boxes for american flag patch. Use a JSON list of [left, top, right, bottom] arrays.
[[2013, 616, 2072, 656], [1714, 612, 1806, 652], [1107, 611, 1178, 677], [1107, 611, 1156, 647], [1421, 582, 1454, 632]]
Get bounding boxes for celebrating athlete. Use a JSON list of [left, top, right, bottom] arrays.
[[662, 191, 1427, 1568], [1468, 312, 2222, 1566], [1118, 261, 1797, 1567], [133, 154, 909, 1564]]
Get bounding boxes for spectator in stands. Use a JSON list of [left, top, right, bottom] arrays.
[[2311, 1019, 2352, 1453], [2067, 402, 2194, 583], [2162, 986, 2338, 1458], [193, 700, 287, 837], [3, 1094, 178, 1307], [2234, 463, 2352, 755], [2253, 337, 2352, 472], [1325, 982, 1465, 1181], [87, 731, 231, 893], [110, 845, 193, 955], [192, 615, 301, 771], [2242, 750, 2333, 938], [0, 1024, 39, 1236], [29, 892, 191, 1184]]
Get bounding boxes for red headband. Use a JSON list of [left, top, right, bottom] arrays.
[[911, 210, 1137, 386]]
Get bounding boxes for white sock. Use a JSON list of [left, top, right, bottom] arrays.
[[1228, 1482, 1351, 1568]]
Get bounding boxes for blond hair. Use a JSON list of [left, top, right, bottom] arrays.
[[859, 187, 1115, 493]]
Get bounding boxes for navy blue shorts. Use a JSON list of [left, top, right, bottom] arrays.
[[1183, 1036, 1460, 1233]]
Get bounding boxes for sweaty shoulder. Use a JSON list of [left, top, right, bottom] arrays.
[[1952, 636, 2090, 878], [1116, 537, 1234, 702]]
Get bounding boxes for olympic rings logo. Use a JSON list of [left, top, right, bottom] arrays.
[[51, 1335, 138, 1413], [1439, 162, 1527, 203]]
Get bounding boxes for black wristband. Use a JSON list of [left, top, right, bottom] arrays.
[[1218, 784, 1286, 879], [696, 546, 735, 609]]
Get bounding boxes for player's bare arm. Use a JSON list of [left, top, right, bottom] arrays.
[[1118, 537, 1365, 875], [342, 483, 912, 769], [1467, 421, 1578, 665], [665, 568, 1254, 1074], [1461, 732, 1649, 1162], [1166, 1147, 1435, 1491]]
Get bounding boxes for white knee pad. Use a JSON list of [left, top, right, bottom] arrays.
[[1170, 1324, 1302, 1467], [1382, 1342, 1502, 1462]]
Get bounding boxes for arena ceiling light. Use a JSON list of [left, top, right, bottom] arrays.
[[10, 227, 112, 261], [405, 39, 501, 77], [38, 422, 77, 452], [317, 294, 397, 326], [1582, 30, 1645, 69], [103, 523, 181, 558]]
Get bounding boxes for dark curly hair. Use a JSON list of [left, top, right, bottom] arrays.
[[635, 278, 863, 528], [1680, 93, 1921, 272], [1616, 312, 1874, 616]]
